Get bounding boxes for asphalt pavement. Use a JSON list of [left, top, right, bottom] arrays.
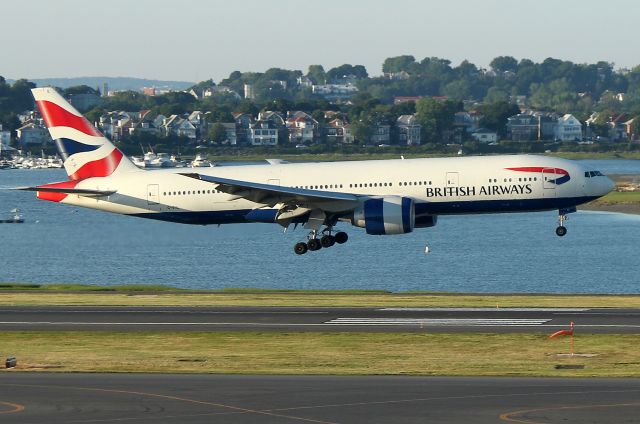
[[1, 306, 640, 333], [1, 374, 639, 423]]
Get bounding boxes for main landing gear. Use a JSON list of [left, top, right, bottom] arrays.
[[555, 207, 576, 237], [294, 228, 348, 255]]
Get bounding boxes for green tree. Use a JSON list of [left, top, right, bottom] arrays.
[[326, 64, 368, 82], [307, 65, 326, 84], [483, 86, 510, 103], [477, 101, 521, 137], [9, 79, 36, 111], [208, 122, 227, 143], [382, 55, 416, 73], [490, 56, 518, 73], [64, 85, 99, 96], [415, 97, 461, 143]]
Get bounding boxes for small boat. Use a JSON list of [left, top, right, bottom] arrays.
[[0, 208, 24, 224], [190, 154, 215, 168]]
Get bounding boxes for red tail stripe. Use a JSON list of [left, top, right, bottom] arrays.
[[69, 149, 123, 181], [36, 100, 102, 137], [36, 181, 79, 202]]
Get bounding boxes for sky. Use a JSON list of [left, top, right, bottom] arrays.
[[3, 0, 639, 83]]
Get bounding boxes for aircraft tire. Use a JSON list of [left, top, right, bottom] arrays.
[[555, 226, 567, 237], [294, 242, 308, 255], [307, 238, 322, 251], [320, 235, 335, 248], [335, 232, 348, 244]]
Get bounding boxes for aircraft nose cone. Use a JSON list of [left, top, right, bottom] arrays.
[[605, 176, 615, 194]]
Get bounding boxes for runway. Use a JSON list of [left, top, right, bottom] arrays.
[[1, 374, 639, 423], [1, 306, 640, 333]]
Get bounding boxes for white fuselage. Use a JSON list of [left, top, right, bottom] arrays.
[[55, 155, 614, 225]]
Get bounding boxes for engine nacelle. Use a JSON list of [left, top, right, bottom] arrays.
[[415, 214, 438, 228], [351, 196, 415, 235]]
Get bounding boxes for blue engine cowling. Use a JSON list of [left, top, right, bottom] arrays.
[[351, 196, 415, 235]]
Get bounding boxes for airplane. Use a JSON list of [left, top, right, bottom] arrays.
[[18, 87, 615, 255]]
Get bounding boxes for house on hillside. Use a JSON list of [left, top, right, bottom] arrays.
[[286, 111, 318, 144], [325, 118, 354, 144], [471, 128, 498, 143], [311, 84, 358, 101], [394, 96, 422, 104], [16, 122, 48, 147], [250, 120, 279, 146], [506, 113, 539, 141], [610, 113, 630, 141], [396, 115, 421, 145], [220, 123, 238, 145], [384, 71, 411, 80], [454, 111, 479, 134], [554, 114, 583, 141], [370, 122, 391, 145], [233, 113, 253, 145], [163, 115, 197, 141]]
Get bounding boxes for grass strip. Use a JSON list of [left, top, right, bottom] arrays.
[[1, 290, 640, 308], [1, 331, 639, 377], [589, 191, 640, 205]]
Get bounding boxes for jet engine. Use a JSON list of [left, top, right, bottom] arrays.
[[351, 196, 415, 235]]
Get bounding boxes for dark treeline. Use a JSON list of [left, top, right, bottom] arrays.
[[2, 55, 640, 153]]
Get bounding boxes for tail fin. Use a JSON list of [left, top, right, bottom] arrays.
[[32, 87, 139, 181]]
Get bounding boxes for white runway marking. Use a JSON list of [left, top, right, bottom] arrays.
[[379, 308, 590, 312], [325, 318, 551, 326]]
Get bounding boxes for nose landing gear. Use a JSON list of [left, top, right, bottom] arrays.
[[293, 228, 349, 255], [555, 207, 576, 237]]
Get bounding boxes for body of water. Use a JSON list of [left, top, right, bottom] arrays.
[[1, 159, 639, 293]]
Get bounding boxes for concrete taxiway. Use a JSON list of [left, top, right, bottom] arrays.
[[1, 374, 639, 423], [1, 306, 640, 333]]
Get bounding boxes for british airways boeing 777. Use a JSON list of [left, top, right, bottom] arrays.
[[20, 87, 615, 254]]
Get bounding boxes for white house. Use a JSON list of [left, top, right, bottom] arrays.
[[16, 122, 48, 147], [311, 84, 358, 101], [471, 128, 498, 143], [555, 114, 582, 141], [250, 121, 279, 146]]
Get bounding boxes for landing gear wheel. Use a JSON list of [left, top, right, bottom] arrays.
[[294, 242, 308, 255], [320, 234, 335, 248], [555, 226, 567, 237], [334, 231, 348, 244], [307, 238, 322, 251]]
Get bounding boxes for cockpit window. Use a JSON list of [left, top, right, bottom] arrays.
[[585, 170, 605, 178]]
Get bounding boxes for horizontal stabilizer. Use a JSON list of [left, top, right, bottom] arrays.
[[15, 186, 116, 197]]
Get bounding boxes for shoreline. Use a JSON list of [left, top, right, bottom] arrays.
[[580, 203, 640, 215], [581, 174, 640, 215]]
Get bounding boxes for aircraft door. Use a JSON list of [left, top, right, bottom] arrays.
[[446, 172, 459, 187], [446, 172, 459, 201], [147, 184, 159, 205], [542, 168, 556, 197]]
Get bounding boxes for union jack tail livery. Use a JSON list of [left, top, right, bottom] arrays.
[[32, 87, 139, 180]]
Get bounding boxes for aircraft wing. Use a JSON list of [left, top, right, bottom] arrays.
[[180, 172, 359, 207]]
